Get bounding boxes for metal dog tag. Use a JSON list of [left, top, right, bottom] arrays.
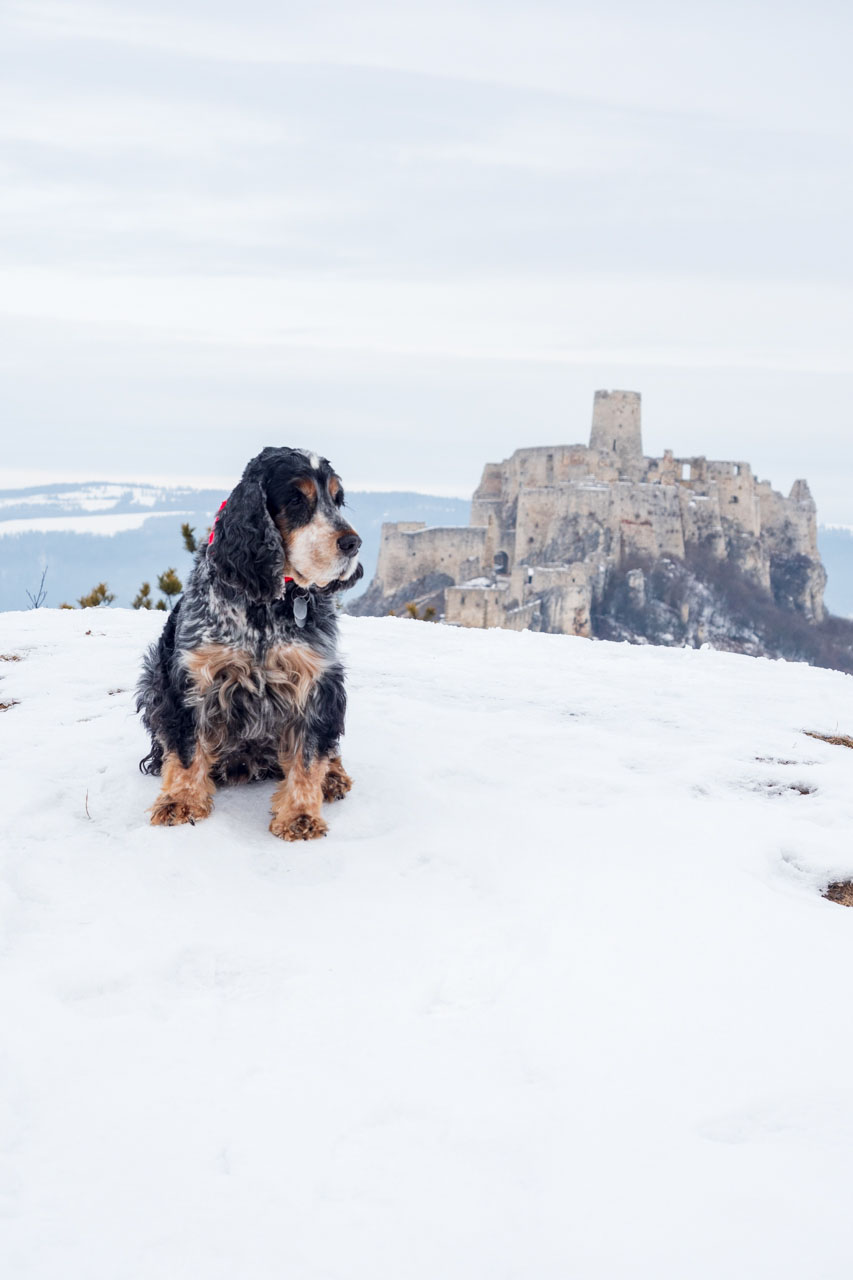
[[293, 595, 308, 628]]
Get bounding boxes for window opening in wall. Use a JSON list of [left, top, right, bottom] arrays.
[[681, 464, 690, 480], [494, 551, 509, 575]]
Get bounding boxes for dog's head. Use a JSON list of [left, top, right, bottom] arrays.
[[209, 447, 363, 602]]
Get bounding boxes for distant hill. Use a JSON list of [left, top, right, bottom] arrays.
[[0, 482, 470, 612], [818, 527, 853, 618]]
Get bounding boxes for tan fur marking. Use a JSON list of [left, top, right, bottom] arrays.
[[265, 644, 328, 712], [285, 516, 350, 587], [328, 476, 341, 499], [270, 754, 329, 841], [295, 477, 318, 502], [184, 645, 259, 701], [322, 756, 353, 802], [150, 746, 216, 826]]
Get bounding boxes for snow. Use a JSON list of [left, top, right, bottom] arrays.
[[2, 608, 853, 1278], [0, 483, 181, 514], [0, 511, 193, 537]]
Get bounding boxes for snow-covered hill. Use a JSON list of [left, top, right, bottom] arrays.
[[0, 482, 470, 612], [2, 610, 853, 1278]]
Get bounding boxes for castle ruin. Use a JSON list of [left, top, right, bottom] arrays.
[[354, 390, 827, 636]]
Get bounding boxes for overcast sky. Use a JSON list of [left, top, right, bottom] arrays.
[[2, 0, 852, 518]]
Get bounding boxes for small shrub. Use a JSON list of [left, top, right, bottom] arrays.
[[157, 568, 183, 610], [78, 583, 116, 608]]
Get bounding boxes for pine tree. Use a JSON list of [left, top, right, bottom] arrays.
[[132, 582, 153, 609], [78, 583, 116, 608], [157, 568, 182, 610], [181, 523, 198, 554]]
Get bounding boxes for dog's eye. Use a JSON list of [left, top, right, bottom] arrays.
[[333, 489, 345, 508]]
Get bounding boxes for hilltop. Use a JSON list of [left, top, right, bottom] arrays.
[[2, 608, 853, 1277]]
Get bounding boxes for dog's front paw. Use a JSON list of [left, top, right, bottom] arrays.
[[150, 795, 212, 827], [322, 759, 353, 803], [269, 811, 328, 841]]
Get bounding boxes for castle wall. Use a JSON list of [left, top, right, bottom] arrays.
[[516, 482, 613, 564], [756, 478, 825, 620], [758, 479, 819, 559], [699, 461, 760, 536], [516, 480, 685, 566], [445, 584, 511, 630], [375, 523, 488, 593], [678, 487, 726, 556], [528, 565, 595, 637], [610, 483, 685, 561]]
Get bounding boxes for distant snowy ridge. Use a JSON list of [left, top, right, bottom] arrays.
[[0, 483, 165, 513], [2, 609, 853, 1278], [0, 511, 194, 536], [0, 480, 218, 521], [0, 482, 469, 612]]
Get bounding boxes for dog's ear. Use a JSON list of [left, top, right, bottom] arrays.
[[209, 471, 286, 602], [318, 561, 364, 596]]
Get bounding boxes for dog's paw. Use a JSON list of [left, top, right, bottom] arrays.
[[269, 811, 328, 841], [149, 795, 212, 827], [322, 760, 353, 803]]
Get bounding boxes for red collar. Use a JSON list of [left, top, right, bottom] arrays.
[[208, 499, 294, 583]]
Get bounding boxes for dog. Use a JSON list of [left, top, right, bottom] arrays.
[[136, 447, 363, 840]]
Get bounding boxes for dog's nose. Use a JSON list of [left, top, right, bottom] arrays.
[[337, 531, 361, 556]]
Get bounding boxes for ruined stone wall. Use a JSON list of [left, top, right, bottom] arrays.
[[756, 478, 825, 620], [515, 479, 685, 566], [375, 523, 488, 594], [445, 584, 510, 630], [758, 480, 819, 559], [516, 482, 613, 565], [610, 482, 685, 561], [677, 488, 726, 557], [528, 565, 595, 637], [470, 445, 606, 531]]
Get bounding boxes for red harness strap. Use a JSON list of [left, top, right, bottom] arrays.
[[207, 498, 294, 582], [208, 500, 227, 544]]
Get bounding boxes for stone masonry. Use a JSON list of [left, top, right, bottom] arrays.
[[353, 390, 827, 634]]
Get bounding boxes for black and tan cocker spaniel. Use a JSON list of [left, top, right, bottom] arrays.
[[136, 447, 363, 840]]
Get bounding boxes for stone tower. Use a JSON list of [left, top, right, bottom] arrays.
[[589, 390, 643, 466]]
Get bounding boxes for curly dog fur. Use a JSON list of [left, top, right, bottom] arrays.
[[136, 447, 363, 840]]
